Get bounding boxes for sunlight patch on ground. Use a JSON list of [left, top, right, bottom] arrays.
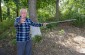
[[55, 33, 85, 54], [73, 36, 85, 53], [73, 36, 85, 44], [78, 48, 85, 53]]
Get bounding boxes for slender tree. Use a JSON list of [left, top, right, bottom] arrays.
[[14, 0, 19, 17], [4, 0, 10, 19], [0, 0, 2, 22], [55, 0, 60, 20]]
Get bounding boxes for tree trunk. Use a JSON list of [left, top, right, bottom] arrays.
[[28, 0, 42, 37], [15, 0, 19, 17], [55, 0, 60, 20], [0, 0, 2, 22], [16, 6, 19, 17], [28, 0, 38, 22], [7, 7, 10, 18]]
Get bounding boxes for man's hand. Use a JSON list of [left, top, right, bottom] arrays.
[[43, 23, 49, 27], [20, 18, 25, 23]]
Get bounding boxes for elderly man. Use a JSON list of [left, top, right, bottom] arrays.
[[14, 8, 47, 55]]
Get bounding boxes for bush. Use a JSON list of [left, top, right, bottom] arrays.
[[32, 35, 42, 43], [73, 14, 85, 27], [0, 27, 16, 40], [0, 18, 14, 34], [61, 10, 85, 27]]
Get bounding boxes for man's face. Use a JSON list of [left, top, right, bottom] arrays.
[[20, 9, 27, 18]]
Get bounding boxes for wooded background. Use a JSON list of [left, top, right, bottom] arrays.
[[0, 0, 85, 44], [0, 0, 85, 55]]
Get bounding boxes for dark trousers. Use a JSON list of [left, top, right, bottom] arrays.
[[17, 40, 32, 55]]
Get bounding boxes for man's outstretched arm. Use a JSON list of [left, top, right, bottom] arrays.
[[29, 19, 43, 27], [29, 19, 48, 27]]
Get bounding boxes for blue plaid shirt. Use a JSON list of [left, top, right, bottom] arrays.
[[14, 16, 43, 41]]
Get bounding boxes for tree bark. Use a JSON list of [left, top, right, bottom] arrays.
[[28, 0, 42, 37], [14, 0, 19, 17], [7, 7, 10, 18], [16, 6, 19, 17], [0, 0, 2, 22], [28, 0, 38, 22], [55, 0, 60, 20]]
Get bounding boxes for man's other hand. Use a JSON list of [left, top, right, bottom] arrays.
[[43, 23, 49, 26]]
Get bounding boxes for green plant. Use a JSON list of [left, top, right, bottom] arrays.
[[72, 14, 85, 27], [10, 39, 16, 46], [46, 23, 58, 29], [59, 29, 65, 35], [32, 35, 42, 43], [0, 18, 14, 34]]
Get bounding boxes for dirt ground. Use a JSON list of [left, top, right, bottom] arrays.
[[0, 25, 85, 55], [33, 25, 85, 55]]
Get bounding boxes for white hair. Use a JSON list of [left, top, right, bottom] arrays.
[[20, 8, 27, 14]]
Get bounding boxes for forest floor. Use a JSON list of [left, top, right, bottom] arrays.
[[0, 24, 85, 55]]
